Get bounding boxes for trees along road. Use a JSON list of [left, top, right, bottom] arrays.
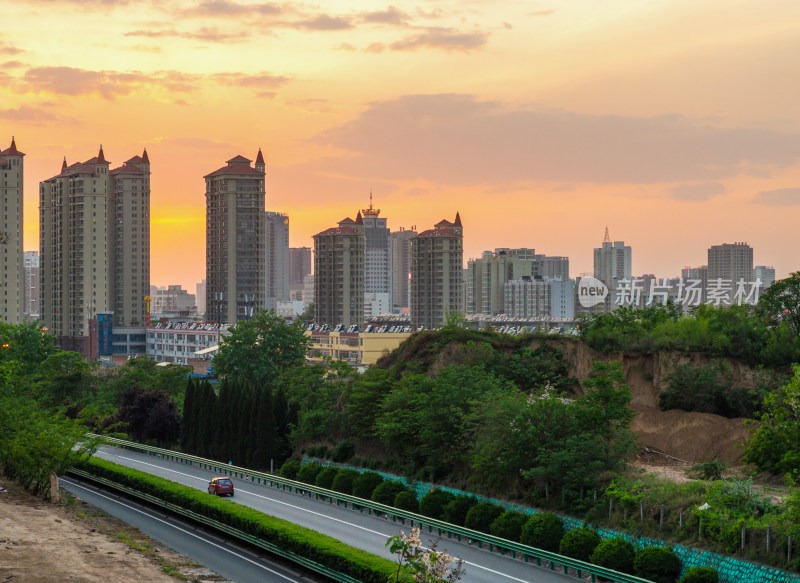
[[87, 446, 578, 583]]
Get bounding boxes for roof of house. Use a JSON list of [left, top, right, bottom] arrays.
[[0, 137, 24, 157]]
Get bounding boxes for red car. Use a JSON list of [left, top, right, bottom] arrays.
[[208, 477, 234, 497]]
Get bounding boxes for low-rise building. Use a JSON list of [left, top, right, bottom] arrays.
[[146, 321, 231, 372], [306, 326, 410, 366]]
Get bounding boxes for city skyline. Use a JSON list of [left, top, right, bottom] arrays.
[[3, 0, 799, 291]]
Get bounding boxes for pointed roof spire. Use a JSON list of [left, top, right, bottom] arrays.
[[355, 210, 364, 225], [97, 145, 106, 164], [8, 136, 18, 155], [603, 226, 611, 242], [454, 211, 462, 227], [141, 148, 149, 163], [255, 148, 264, 165], [61, 157, 67, 172]]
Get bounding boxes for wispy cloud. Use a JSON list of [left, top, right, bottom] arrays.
[[185, 0, 282, 17], [292, 14, 353, 31], [390, 28, 489, 51], [752, 187, 800, 206], [14, 66, 290, 99], [0, 105, 67, 124], [668, 182, 727, 201], [0, 42, 23, 55], [312, 94, 800, 185], [125, 27, 250, 43], [212, 72, 289, 88], [363, 6, 409, 26]]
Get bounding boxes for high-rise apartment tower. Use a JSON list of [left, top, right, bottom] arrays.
[[205, 151, 266, 324], [411, 213, 463, 329], [0, 138, 24, 324], [313, 213, 365, 326]]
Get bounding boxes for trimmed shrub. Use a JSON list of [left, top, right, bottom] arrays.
[[489, 511, 527, 542], [559, 528, 601, 562], [352, 472, 384, 500], [464, 501, 504, 534], [296, 463, 323, 485], [679, 567, 719, 583], [591, 538, 635, 574], [521, 513, 564, 552], [75, 457, 396, 583], [443, 495, 477, 526], [331, 439, 355, 463], [394, 491, 419, 512], [314, 467, 339, 489], [279, 459, 301, 480], [419, 489, 455, 520], [331, 469, 360, 495], [371, 480, 407, 506], [634, 547, 682, 583]]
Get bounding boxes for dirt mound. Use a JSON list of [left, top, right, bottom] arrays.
[[631, 404, 751, 463], [0, 474, 226, 583]]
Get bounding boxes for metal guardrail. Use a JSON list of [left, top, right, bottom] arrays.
[[88, 434, 654, 583], [67, 468, 363, 583]]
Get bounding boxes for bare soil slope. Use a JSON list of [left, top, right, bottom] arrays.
[[0, 475, 225, 583]]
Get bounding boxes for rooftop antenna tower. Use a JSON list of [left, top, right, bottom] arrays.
[[603, 226, 611, 242]]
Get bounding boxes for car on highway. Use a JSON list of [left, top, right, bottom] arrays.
[[207, 477, 234, 497]]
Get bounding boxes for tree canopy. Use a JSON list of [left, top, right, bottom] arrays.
[[758, 271, 800, 336], [212, 310, 311, 386]]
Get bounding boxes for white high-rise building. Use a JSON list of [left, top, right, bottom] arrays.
[[0, 138, 25, 324], [23, 250, 40, 318], [362, 195, 391, 318], [389, 228, 416, 311], [754, 265, 776, 291], [594, 228, 632, 289], [708, 242, 754, 303], [265, 211, 290, 311]]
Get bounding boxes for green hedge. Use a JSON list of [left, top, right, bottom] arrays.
[[74, 458, 396, 583], [489, 511, 527, 542], [559, 528, 601, 562], [591, 537, 635, 574], [520, 513, 564, 552], [464, 501, 504, 534], [352, 472, 384, 499], [393, 491, 419, 512], [331, 469, 360, 495], [634, 547, 682, 583], [679, 567, 719, 583], [419, 489, 455, 520], [371, 480, 407, 506], [442, 495, 477, 526], [296, 462, 323, 484], [314, 467, 339, 489]]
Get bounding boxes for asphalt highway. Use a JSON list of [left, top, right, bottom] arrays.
[[90, 445, 578, 583]]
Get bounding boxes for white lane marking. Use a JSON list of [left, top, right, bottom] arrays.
[[97, 449, 554, 582], [60, 477, 300, 583]]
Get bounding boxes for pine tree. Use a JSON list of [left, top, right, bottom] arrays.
[[181, 378, 196, 453]]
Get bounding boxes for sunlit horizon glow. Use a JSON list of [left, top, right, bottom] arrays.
[[3, 0, 800, 291]]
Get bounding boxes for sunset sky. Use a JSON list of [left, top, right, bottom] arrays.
[[3, 0, 800, 290]]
